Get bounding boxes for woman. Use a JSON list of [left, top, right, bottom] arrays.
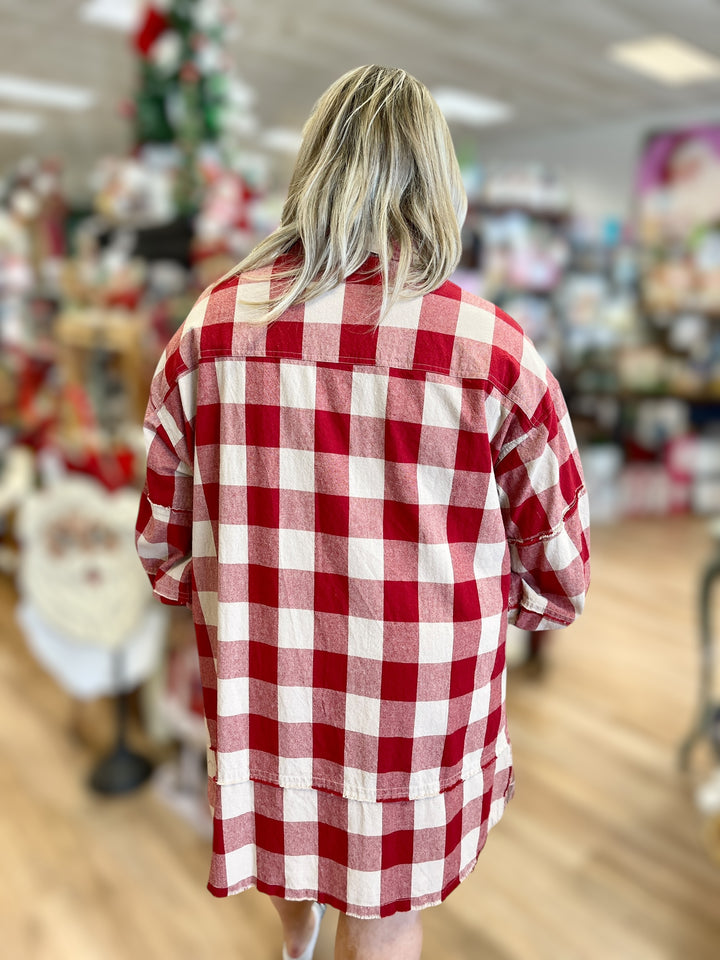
[[135, 65, 590, 960]]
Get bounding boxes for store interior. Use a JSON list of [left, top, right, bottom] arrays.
[[2, 2, 720, 958]]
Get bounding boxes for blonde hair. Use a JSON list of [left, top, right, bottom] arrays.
[[231, 64, 468, 329]]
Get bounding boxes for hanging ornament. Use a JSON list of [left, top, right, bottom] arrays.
[[134, 4, 170, 57], [179, 60, 201, 85], [196, 40, 222, 76], [149, 30, 183, 74], [192, 0, 224, 31]]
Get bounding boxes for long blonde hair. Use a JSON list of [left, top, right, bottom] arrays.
[[232, 64, 468, 329]]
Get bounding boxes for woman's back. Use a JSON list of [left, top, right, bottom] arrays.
[[138, 247, 589, 807]]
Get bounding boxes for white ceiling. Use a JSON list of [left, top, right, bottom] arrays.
[[2, 0, 720, 200]]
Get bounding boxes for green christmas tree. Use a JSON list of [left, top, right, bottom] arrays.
[[132, 0, 230, 215]]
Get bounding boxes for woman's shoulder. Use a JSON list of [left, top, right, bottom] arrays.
[[419, 278, 555, 418]]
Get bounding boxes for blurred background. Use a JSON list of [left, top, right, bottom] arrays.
[[2, 1, 720, 958]]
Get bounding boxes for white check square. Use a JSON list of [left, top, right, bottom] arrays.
[[460, 826, 481, 871], [284, 854, 319, 890], [543, 530, 580, 572], [280, 359, 317, 409], [417, 463, 455, 505], [413, 698, 450, 738], [219, 444, 247, 486], [525, 447, 560, 496], [279, 528, 315, 570], [485, 393, 510, 443], [225, 843, 257, 886], [178, 369, 198, 420], [387, 294, 423, 330], [278, 685, 313, 725], [346, 867, 382, 908], [304, 283, 346, 325], [411, 857, 446, 899], [520, 338, 548, 381], [217, 676, 249, 717], [193, 519, 216, 557], [473, 539, 507, 580], [347, 615, 384, 660], [418, 621, 454, 663], [217, 522, 248, 563], [278, 607, 316, 649], [342, 766, 377, 800], [422, 378, 463, 430], [468, 684, 490, 725], [408, 768, 441, 800], [347, 798, 383, 836], [348, 537, 384, 581], [216, 778, 253, 818], [213, 356, 245, 403], [455, 299, 496, 344], [418, 541, 455, 583], [350, 369, 388, 419], [349, 454, 385, 499], [279, 446, 316, 492], [413, 791, 446, 830], [477, 612, 501, 654], [280, 774, 318, 818], [344, 692, 381, 737], [217, 601, 249, 641]]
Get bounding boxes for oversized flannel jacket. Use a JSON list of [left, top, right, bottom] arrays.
[[135, 251, 591, 803]]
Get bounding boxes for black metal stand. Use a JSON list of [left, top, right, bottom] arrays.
[[88, 645, 154, 795], [678, 548, 720, 771]]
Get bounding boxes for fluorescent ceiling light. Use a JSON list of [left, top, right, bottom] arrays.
[[0, 111, 42, 134], [431, 87, 513, 126], [80, 0, 140, 31], [260, 128, 304, 154], [414, 0, 498, 14], [0, 75, 95, 110], [608, 34, 720, 85]]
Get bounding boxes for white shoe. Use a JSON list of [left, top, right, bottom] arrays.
[[282, 902, 327, 960]]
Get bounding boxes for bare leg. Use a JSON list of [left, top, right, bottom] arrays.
[[269, 896, 318, 958], [335, 910, 423, 960]]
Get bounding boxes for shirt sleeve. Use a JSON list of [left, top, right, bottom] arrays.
[[135, 379, 194, 608], [493, 375, 591, 631]]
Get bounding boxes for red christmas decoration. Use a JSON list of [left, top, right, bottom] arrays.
[[133, 5, 169, 56]]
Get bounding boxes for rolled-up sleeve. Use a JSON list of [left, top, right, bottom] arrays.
[[494, 376, 591, 631], [135, 379, 194, 608]]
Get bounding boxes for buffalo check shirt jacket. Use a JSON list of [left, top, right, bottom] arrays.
[[135, 252, 591, 805]]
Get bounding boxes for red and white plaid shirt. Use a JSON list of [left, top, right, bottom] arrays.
[[135, 251, 590, 803]]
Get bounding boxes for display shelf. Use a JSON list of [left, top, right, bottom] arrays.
[[54, 308, 149, 426]]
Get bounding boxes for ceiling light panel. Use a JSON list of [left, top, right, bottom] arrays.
[[0, 75, 95, 110], [0, 111, 42, 134], [80, 0, 141, 32], [608, 35, 720, 85], [431, 88, 513, 126]]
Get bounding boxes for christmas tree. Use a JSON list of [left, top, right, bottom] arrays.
[[132, 0, 231, 215]]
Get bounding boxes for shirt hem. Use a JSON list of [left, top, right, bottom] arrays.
[[209, 745, 512, 803]]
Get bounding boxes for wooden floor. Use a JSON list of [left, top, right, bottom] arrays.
[[2, 515, 720, 959]]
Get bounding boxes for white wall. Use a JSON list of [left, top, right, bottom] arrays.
[[466, 102, 720, 221]]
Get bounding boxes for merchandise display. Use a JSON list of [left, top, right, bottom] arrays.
[[14, 475, 154, 648]]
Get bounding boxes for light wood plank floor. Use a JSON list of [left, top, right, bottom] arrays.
[[2, 516, 720, 960]]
